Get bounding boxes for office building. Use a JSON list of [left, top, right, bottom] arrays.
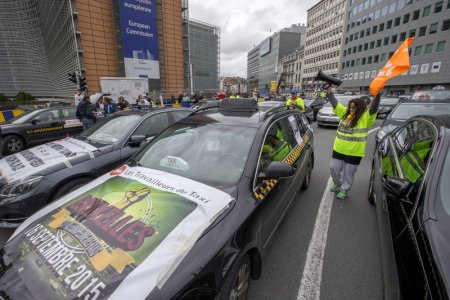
[[301, 0, 347, 91], [340, 0, 450, 93]]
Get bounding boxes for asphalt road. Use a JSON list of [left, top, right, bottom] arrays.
[[248, 120, 384, 300], [0, 120, 384, 299]]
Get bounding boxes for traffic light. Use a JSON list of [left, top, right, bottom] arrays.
[[79, 76, 87, 92], [68, 72, 77, 84]]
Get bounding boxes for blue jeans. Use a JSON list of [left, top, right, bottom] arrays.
[[81, 117, 94, 130]]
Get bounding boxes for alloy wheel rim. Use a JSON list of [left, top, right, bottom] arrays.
[[9, 139, 23, 151], [229, 263, 250, 300]]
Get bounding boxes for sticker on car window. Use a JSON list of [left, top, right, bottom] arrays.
[[160, 156, 190, 171], [288, 115, 303, 145], [417, 94, 431, 101]]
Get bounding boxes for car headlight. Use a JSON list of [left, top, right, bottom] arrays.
[[318, 111, 324, 116], [0, 176, 43, 198], [376, 130, 387, 141]]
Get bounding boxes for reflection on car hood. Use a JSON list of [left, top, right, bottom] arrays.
[[1, 165, 234, 300], [318, 106, 335, 115], [380, 118, 403, 134], [0, 137, 99, 185]]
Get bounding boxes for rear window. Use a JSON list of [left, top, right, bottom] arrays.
[[411, 90, 450, 101], [390, 103, 450, 120]]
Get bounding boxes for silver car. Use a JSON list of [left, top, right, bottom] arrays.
[[316, 95, 355, 126]]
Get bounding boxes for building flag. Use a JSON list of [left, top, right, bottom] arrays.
[[370, 37, 415, 96]]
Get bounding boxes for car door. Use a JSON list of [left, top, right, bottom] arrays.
[[381, 120, 434, 299], [26, 108, 66, 145], [60, 107, 83, 136], [253, 115, 305, 247], [120, 111, 171, 160]]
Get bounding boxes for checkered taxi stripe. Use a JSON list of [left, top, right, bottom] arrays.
[[26, 125, 64, 134], [253, 133, 311, 200]]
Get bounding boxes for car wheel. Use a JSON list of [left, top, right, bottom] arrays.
[[50, 178, 91, 203], [3, 135, 25, 154], [219, 254, 251, 300], [301, 155, 313, 191], [368, 167, 375, 205]]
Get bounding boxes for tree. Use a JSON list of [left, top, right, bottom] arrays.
[[0, 93, 10, 102], [15, 91, 35, 102]]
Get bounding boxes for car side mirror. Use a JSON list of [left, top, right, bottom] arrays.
[[382, 176, 412, 202], [128, 135, 147, 147], [31, 119, 40, 125], [265, 161, 295, 178]]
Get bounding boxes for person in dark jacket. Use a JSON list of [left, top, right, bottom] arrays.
[[76, 95, 97, 130]]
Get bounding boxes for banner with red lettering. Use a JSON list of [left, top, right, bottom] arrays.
[[5, 165, 233, 299]]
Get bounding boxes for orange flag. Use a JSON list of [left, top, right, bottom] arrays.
[[370, 37, 415, 96]]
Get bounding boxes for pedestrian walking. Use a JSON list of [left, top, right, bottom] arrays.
[[76, 95, 97, 130], [327, 87, 381, 199]]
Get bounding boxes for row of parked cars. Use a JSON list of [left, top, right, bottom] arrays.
[[0, 99, 315, 299]]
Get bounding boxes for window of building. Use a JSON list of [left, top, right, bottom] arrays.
[[362, 57, 366, 65], [361, 30, 365, 38], [353, 46, 357, 53], [400, 32, 406, 41], [419, 26, 427, 36], [377, 39, 382, 47], [370, 41, 375, 49], [346, 61, 350, 67], [394, 17, 401, 26], [350, 34, 354, 41], [443, 19, 450, 31], [414, 46, 422, 56], [355, 32, 359, 40], [351, 60, 355, 67], [380, 23, 385, 31], [368, 56, 373, 64], [342, 62, 345, 69], [382, 5, 389, 16], [398, 0, 405, 9], [387, 20, 393, 29], [356, 58, 360, 66], [435, 1, 443, 13], [391, 35, 397, 44], [345, 37, 349, 44], [373, 25, 378, 33], [389, 2, 397, 13], [413, 10, 420, 20], [358, 45, 363, 52], [429, 23, 438, 34], [383, 37, 389, 46], [424, 43, 433, 54], [366, 28, 371, 36], [348, 47, 352, 54], [375, 8, 381, 19], [374, 54, 379, 62], [447, 0, 450, 9], [403, 13, 410, 23], [343, 50, 347, 57], [380, 53, 387, 61], [409, 29, 416, 37], [423, 5, 431, 17], [436, 41, 446, 52]]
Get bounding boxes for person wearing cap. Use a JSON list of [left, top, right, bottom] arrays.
[[286, 88, 305, 111]]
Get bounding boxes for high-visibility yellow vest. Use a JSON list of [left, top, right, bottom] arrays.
[[400, 140, 432, 183], [333, 103, 376, 157], [263, 139, 291, 161], [286, 97, 305, 111]]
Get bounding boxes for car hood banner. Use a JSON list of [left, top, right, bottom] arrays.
[[0, 137, 97, 183], [3, 166, 233, 299]]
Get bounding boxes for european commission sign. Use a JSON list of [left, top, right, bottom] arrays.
[[119, 0, 160, 79]]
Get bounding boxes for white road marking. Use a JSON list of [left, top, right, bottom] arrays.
[[296, 127, 379, 300]]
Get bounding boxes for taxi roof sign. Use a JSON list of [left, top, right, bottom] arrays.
[[219, 98, 258, 112]]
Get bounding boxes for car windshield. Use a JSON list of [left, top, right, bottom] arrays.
[[78, 114, 141, 144], [324, 96, 354, 107], [10, 110, 45, 124], [380, 97, 400, 105], [411, 90, 450, 101], [390, 103, 450, 120], [135, 123, 257, 188], [439, 145, 450, 215]]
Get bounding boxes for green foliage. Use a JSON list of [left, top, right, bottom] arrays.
[[0, 93, 10, 102], [15, 91, 35, 102]]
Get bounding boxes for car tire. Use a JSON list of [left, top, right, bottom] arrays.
[[368, 167, 375, 205], [50, 178, 91, 203], [219, 254, 251, 300], [3, 135, 25, 154], [301, 155, 313, 191]]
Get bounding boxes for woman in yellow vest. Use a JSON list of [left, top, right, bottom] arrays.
[[328, 88, 381, 199]]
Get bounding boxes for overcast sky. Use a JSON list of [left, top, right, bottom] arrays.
[[188, 0, 318, 78]]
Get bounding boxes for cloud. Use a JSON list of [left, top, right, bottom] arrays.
[[189, 0, 316, 77]]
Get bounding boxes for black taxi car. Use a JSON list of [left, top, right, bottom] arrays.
[[0, 108, 192, 228], [1, 107, 83, 155], [368, 115, 450, 299], [0, 98, 314, 299]]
